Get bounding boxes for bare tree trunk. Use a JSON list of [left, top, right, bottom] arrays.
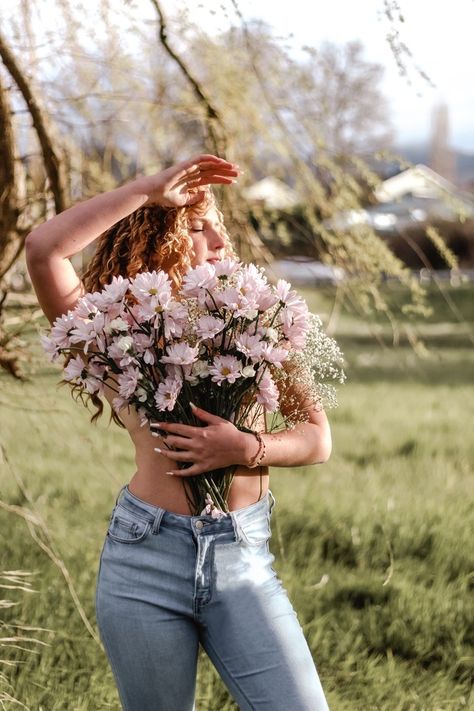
[[0, 32, 69, 379], [0, 31, 67, 214], [0, 74, 25, 378], [0, 71, 21, 280]]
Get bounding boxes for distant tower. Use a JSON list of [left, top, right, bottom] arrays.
[[429, 102, 456, 183]]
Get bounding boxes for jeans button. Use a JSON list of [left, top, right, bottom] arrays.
[[195, 520, 204, 530]]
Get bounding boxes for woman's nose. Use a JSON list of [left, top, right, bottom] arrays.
[[208, 226, 226, 250]]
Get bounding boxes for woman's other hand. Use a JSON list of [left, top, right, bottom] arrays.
[[150, 404, 255, 477], [140, 154, 241, 208]]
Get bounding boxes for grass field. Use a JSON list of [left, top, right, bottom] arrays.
[[1, 282, 473, 710]]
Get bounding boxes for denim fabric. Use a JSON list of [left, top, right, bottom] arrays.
[[95, 485, 329, 711]]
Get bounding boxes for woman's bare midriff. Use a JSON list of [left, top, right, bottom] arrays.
[[105, 391, 269, 515], [128, 465, 269, 515]]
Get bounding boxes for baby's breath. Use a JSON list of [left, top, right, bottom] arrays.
[[272, 313, 346, 430]]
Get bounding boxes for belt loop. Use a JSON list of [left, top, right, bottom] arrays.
[[229, 512, 243, 543], [152, 508, 165, 535], [114, 484, 127, 506], [268, 490, 276, 515]]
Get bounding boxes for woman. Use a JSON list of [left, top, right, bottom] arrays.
[[26, 154, 332, 710]]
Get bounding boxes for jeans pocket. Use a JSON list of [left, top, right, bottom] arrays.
[[107, 505, 152, 544], [237, 514, 271, 547]]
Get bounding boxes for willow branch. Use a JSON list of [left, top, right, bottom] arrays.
[[149, 0, 227, 155]]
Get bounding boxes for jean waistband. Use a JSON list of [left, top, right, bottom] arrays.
[[114, 484, 275, 539]]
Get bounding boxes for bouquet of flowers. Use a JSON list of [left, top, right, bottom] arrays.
[[42, 259, 345, 515]]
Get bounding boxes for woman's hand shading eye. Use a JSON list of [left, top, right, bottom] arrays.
[[141, 154, 241, 209]]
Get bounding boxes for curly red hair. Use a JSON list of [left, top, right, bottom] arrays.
[[79, 189, 237, 425], [82, 189, 236, 293]]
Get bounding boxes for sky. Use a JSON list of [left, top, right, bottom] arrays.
[[163, 0, 474, 153]]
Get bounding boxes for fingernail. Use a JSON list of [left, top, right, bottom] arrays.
[[165, 471, 174, 476], [189, 402, 197, 409], [151, 432, 160, 437], [154, 448, 162, 454], [150, 422, 162, 428]]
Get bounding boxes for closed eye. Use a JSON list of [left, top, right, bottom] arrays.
[[188, 221, 204, 232]]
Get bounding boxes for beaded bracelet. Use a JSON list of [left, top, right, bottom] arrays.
[[247, 431, 266, 469]]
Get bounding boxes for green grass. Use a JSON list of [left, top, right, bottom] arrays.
[[1, 284, 473, 710]]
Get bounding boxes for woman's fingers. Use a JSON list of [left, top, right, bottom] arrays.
[[166, 464, 203, 478], [150, 421, 198, 437], [185, 154, 238, 170], [155, 447, 193, 462], [175, 157, 239, 182], [189, 404, 228, 425], [173, 166, 240, 190], [160, 434, 197, 451], [144, 155, 241, 207]]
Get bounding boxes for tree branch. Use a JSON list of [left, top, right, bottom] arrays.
[[0, 69, 21, 280], [149, 0, 227, 155], [0, 31, 67, 214]]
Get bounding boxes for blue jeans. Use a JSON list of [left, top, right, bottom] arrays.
[[95, 485, 329, 710]]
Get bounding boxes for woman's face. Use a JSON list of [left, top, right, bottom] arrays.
[[187, 206, 227, 267]]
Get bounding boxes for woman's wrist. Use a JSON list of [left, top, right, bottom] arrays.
[[240, 431, 266, 468], [131, 175, 160, 206]]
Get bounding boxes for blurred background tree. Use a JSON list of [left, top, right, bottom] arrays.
[[0, 0, 467, 376]]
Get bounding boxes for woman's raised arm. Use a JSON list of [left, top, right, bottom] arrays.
[[25, 155, 240, 323]]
